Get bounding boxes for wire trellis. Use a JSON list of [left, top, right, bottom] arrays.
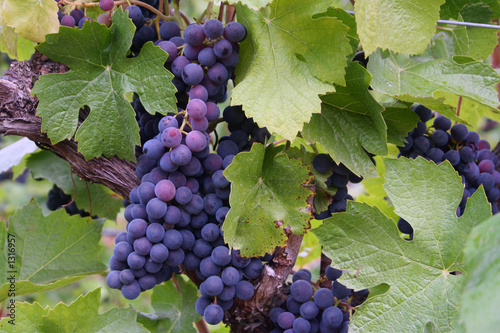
[[345, 11, 500, 30]]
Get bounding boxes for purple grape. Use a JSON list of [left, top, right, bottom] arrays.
[[160, 21, 181, 40], [158, 41, 178, 62], [208, 63, 228, 84], [61, 15, 76, 27], [155, 179, 176, 202], [214, 38, 233, 59], [184, 24, 206, 46], [171, 144, 193, 166], [224, 22, 246, 42], [99, 0, 114, 11], [198, 47, 217, 67], [189, 85, 209, 102], [204, 19, 224, 39]]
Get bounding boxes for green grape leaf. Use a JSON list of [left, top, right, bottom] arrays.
[[0, 301, 49, 332], [285, 146, 333, 214], [0, 200, 106, 302], [436, 1, 498, 60], [381, 101, 420, 146], [302, 62, 387, 178], [1, 0, 59, 43], [456, 214, 500, 331], [0, 289, 149, 333], [355, 154, 399, 222], [32, 9, 176, 161], [137, 278, 200, 333], [223, 0, 271, 10], [314, 157, 492, 332], [0, 138, 38, 173], [26, 150, 122, 220], [222, 143, 313, 257], [368, 50, 500, 121], [313, 7, 359, 56], [232, 0, 352, 139], [0, 2, 35, 61], [354, 0, 445, 56], [441, 0, 500, 20]]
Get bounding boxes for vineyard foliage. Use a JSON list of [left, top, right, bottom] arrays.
[[1, 0, 500, 332]]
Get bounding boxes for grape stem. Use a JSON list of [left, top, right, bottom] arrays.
[[61, 172, 77, 209], [456, 96, 463, 118], [196, 1, 215, 25]]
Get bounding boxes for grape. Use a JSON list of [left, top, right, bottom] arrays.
[[161, 127, 182, 148], [231, 250, 250, 268], [145, 258, 162, 273], [328, 173, 349, 188], [180, 157, 202, 176], [146, 223, 165, 243], [115, 232, 127, 244], [212, 170, 229, 188], [114, 241, 133, 261], [198, 48, 217, 67], [221, 266, 241, 286], [196, 296, 213, 316], [414, 104, 432, 122], [322, 306, 343, 328], [242, 258, 263, 279], [235, 280, 254, 300], [158, 41, 178, 62], [184, 194, 205, 214], [171, 56, 191, 77], [131, 267, 147, 278], [222, 155, 234, 169], [397, 218, 413, 234], [99, 0, 114, 11], [211, 246, 232, 266], [313, 154, 333, 173], [431, 130, 449, 146], [160, 21, 181, 40], [487, 187, 500, 201], [412, 122, 427, 137], [128, 219, 148, 238], [138, 274, 156, 290], [138, 182, 156, 205], [465, 131, 480, 145], [163, 229, 183, 250], [286, 297, 301, 315], [171, 144, 193, 166], [109, 255, 128, 270], [214, 38, 233, 59], [184, 252, 201, 270], [168, 171, 187, 188], [333, 281, 351, 299], [201, 223, 220, 242], [217, 140, 239, 159], [399, 136, 413, 151], [201, 75, 221, 96], [150, 243, 169, 263], [203, 154, 223, 174], [127, 252, 146, 269], [186, 130, 208, 152], [460, 146, 476, 163], [70, 9, 85, 23], [479, 159, 495, 174], [121, 280, 141, 300], [444, 150, 460, 166], [477, 172, 495, 191], [165, 248, 185, 266], [184, 44, 204, 60], [184, 24, 206, 46], [155, 179, 176, 202], [182, 63, 204, 85], [175, 186, 193, 205], [451, 123, 468, 142], [224, 22, 247, 42], [204, 19, 224, 39], [200, 257, 222, 276], [300, 301, 319, 320], [191, 211, 208, 228], [426, 148, 444, 163], [270, 307, 286, 324], [277, 312, 295, 329], [208, 63, 229, 84], [313, 288, 334, 309], [143, 139, 164, 160], [191, 117, 209, 131], [413, 136, 430, 153], [478, 140, 491, 150], [78, 17, 93, 29], [189, 85, 209, 102], [293, 268, 312, 282], [136, 25, 155, 45], [133, 237, 153, 256], [146, 198, 168, 219], [61, 15, 76, 27], [434, 115, 451, 131], [219, 285, 236, 301], [203, 276, 225, 297], [185, 177, 200, 193], [186, 99, 207, 120], [290, 280, 313, 303], [293, 317, 311, 333], [204, 193, 223, 215], [193, 239, 213, 258], [221, 51, 239, 68], [204, 304, 224, 325], [106, 270, 123, 289], [325, 266, 342, 281]]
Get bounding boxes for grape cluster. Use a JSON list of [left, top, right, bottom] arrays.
[[397, 105, 500, 237], [268, 268, 353, 333], [46, 184, 92, 218], [311, 154, 363, 219]]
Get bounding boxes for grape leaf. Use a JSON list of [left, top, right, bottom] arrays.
[[0, 289, 150, 333], [0, 138, 38, 173], [355, 0, 445, 56], [368, 50, 500, 121], [0, 200, 106, 302], [232, 0, 352, 139], [1, 0, 59, 43], [355, 154, 399, 222], [223, 0, 271, 10], [313, 157, 492, 332], [0, 301, 49, 332], [222, 143, 313, 257], [32, 9, 176, 161], [26, 150, 122, 220], [302, 62, 387, 178], [313, 7, 359, 56], [456, 213, 500, 332], [437, 1, 498, 60], [381, 101, 420, 146], [137, 278, 200, 333], [0, 1, 35, 61]]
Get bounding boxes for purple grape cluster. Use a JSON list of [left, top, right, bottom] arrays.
[[311, 154, 363, 219], [397, 105, 500, 239], [269, 268, 353, 333]]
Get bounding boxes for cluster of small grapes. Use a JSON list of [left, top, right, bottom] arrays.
[[268, 268, 352, 333], [397, 105, 500, 237], [46, 184, 92, 217], [311, 154, 363, 219], [56, 1, 111, 29]]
